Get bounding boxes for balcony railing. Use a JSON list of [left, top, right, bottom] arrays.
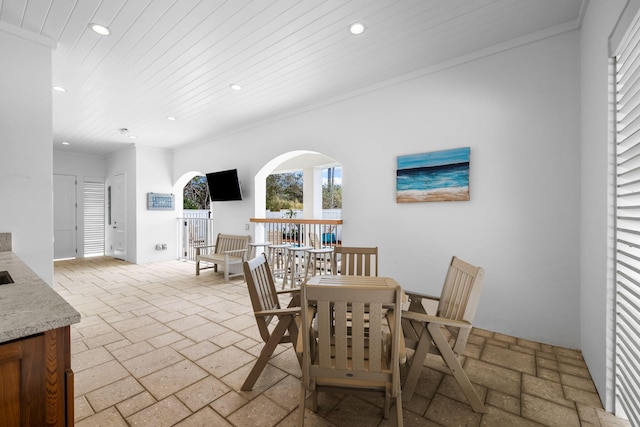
[[177, 217, 343, 262], [250, 218, 343, 248]]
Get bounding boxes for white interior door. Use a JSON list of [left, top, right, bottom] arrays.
[[54, 174, 76, 260], [113, 173, 126, 260]]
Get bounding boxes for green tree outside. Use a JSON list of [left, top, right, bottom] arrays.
[[183, 169, 342, 211], [266, 172, 304, 211], [183, 175, 209, 209], [323, 184, 341, 209]]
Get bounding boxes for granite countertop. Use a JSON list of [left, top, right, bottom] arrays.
[[0, 252, 80, 343]]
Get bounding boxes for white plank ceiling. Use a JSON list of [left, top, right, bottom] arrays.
[[0, 0, 584, 156]]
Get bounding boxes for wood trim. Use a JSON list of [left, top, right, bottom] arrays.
[[65, 369, 74, 427], [0, 341, 22, 426], [249, 218, 342, 225], [22, 334, 45, 426], [0, 327, 72, 426]]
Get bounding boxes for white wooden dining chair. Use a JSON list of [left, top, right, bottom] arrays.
[[297, 282, 403, 426], [400, 256, 486, 412]]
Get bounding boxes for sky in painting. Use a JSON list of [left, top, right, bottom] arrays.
[[397, 147, 470, 170]]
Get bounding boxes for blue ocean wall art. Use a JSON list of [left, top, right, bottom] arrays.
[[396, 147, 470, 203]]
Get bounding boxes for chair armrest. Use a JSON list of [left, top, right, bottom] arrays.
[[296, 306, 317, 355], [276, 288, 300, 296], [254, 307, 300, 317], [385, 309, 407, 364], [281, 288, 301, 308], [401, 310, 472, 329], [195, 245, 217, 255], [405, 291, 440, 314], [223, 248, 248, 255], [405, 291, 440, 302]]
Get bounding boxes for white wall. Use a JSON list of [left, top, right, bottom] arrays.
[[0, 29, 54, 284], [54, 151, 106, 177], [580, 0, 627, 411], [175, 30, 582, 347], [135, 145, 178, 263], [53, 151, 106, 257]]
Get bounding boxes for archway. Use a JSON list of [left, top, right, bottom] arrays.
[[254, 151, 340, 243], [174, 171, 211, 260]]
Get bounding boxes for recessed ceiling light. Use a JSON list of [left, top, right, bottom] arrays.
[[53, 86, 66, 92], [62, 141, 70, 146], [89, 23, 110, 36], [129, 135, 137, 139], [167, 116, 176, 121], [349, 22, 366, 35], [230, 84, 242, 91]]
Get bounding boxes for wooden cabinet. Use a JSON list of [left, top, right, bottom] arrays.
[[0, 326, 73, 426]]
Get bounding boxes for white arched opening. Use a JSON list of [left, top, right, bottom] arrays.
[[253, 151, 340, 243], [173, 171, 209, 261], [174, 170, 205, 216]]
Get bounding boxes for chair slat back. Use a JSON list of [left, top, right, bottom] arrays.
[[216, 233, 250, 254], [437, 256, 485, 322], [332, 246, 378, 276], [302, 284, 401, 384], [267, 230, 284, 245], [244, 254, 280, 342]]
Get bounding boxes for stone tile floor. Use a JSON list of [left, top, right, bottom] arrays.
[[54, 257, 630, 427]]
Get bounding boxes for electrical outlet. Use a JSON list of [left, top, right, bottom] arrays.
[[245, 224, 249, 230]]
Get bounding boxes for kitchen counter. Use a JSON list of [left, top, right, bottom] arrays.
[[0, 251, 80, 343]]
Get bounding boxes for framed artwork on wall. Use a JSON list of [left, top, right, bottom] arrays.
[[396, 147, 470, 203]]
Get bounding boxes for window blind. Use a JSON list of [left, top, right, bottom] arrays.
[[615, 9, 640, 423], [83, 180, 105, 257]]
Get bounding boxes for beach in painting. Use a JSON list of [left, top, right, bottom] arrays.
[[396, 148, 470, 203]]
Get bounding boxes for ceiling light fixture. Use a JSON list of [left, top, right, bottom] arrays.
[[230, 84, 242, 91], [349, 22, 366, 35], [89, 23, 110, 36], [167, 116, 176, 121], [129, 135, 137, 139], [53, 86, 66, 92], [62, 141, 70, 146]]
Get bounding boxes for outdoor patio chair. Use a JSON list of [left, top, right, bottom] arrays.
[[400, 256, 486, 412], [331, 246, 378, 276], [297, 281, 403, 426], [241, 253, 301, 390]]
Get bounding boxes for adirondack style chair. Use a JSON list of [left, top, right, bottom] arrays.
[[297, 281, 403, 426], [241, 254, 301, 391], [400, 256, 487, 412]]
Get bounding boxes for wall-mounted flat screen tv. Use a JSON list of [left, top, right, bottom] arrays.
[[206, 169, 243, 201]]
